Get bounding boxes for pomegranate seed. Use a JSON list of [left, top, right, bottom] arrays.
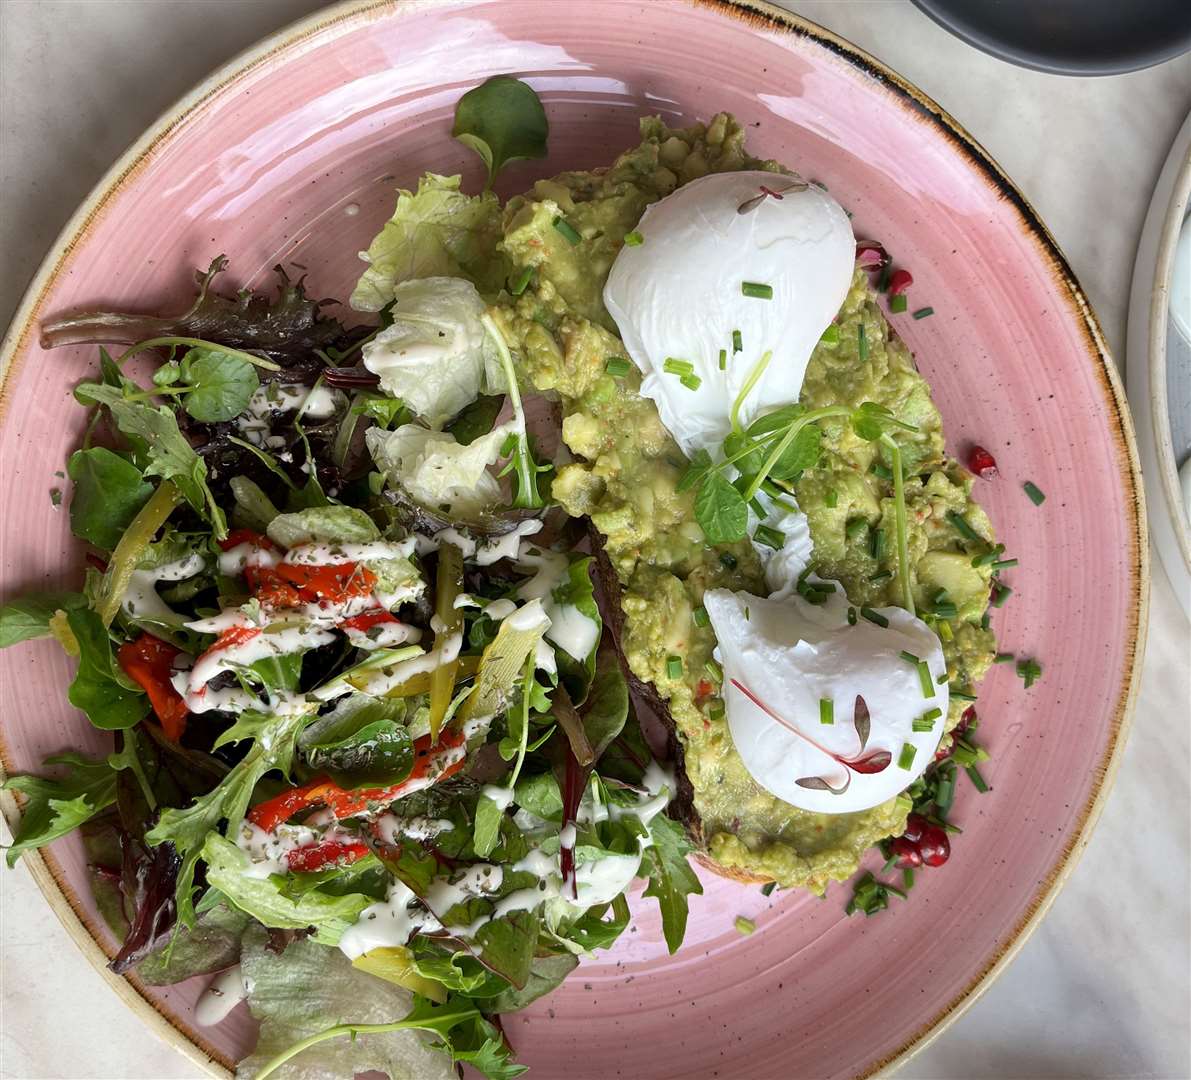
[[887, 268, 914, 296], [918, 825, 951, 867], [966, 445, 999, 479], [855, 241, 890, 270], [903, 813, 929, 843], [891, 836, 922, 868]]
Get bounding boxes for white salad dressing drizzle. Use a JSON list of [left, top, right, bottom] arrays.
[[194, 965, 248, 1027], [121, 552, 207, 624], [282, 538, 417, 566], [186, 624, 338, 694]]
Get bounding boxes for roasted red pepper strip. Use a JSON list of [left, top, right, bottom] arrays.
[[285, 837, 372, 874], [217, 528, 275, 553], [116, 633, 189, 741], [340, 609, 399, 632], [248, 728, 469, 831], [275, 562, 377, 604], [244, 565, 302, 608]]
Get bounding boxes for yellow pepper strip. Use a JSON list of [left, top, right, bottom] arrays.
[[96, 480, 181, 627], [428, 541, 465, 741], [351, 946, 447, 1003]]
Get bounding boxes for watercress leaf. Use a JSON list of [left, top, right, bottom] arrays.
[[66, 448, 153, 551], [1, 752, 118, 867], [694, 470, 748, 544], [351, 173, 508, 312], [0, 591, 87, 648], [177, 347, 259, 422], [410, 949, 505, 996], [851, 401, 894, 442], [65, 608, 148, 730], [675, 447, 712, 494], [641, 813, 703, 954], [472, 793, 504, 858], [452, 76, 548, 188], [152, 360, 182, 386]]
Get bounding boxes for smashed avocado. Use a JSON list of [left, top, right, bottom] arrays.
[[493, 114, 996, 893]]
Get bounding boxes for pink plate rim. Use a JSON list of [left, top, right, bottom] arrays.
[[0, 1, 1149, 1077]]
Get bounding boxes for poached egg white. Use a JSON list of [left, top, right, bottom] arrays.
[[703, 588, 949, 815], [603, 170, 855, 459]]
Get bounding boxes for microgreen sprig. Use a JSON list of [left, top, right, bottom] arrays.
[[482, 312, 548, 508]]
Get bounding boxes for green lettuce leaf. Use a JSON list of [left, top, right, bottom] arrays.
[[201, 834, 372, 946], [350, 173, 508, 311], [236, 925, 457, 1080], [548, 555, 603, 702], [488, 952, 577, 1012], [2, 753, 118, 867], [137, 901, 252, 986], [265, 505, 380, 548], [0, 591, 87, 648]]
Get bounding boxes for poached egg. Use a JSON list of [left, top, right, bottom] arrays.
[[703, 588, 949, 815], [603, 170, 855, 458]]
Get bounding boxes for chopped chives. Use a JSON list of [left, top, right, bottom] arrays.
[[917, 661, 935, 698], [912, 716, 935, 733], [819, 698, 834, 725], [604, 356, 631, 378], [870, 527, 886, 560], [1016, 657, 1042, 688], [754, 524, 786, 550], [946, 510, 980, 541], [552, 215, 581, 244], [760, 881, 776, 897], [860, 607, 888, 628], [734, 916, 756, 935], [870, 462, 893, 481], [663, 357, 694, 376], [693, 606, 710, 628], [937, 671, 949, 684], [1023, 480, 1046, 505], [748, 496, 766, 518], [990, 582, 1013, 607], [899, 650, 921, 665], [897, 743, 916, 770], [889, 293, 908, 314], [993, 652, 1015, 664], [741, 281, 774, 299], [868, 570, 893, 583], [820, 324, 840, 345], [858, 323, 869, 361], [971, 544, 1006, 567], [708, 703, 726, 724], [665, 655, 683, 680], [935, 771, 956, 814], [680, 373, 702, 391], [980, 610, 992, 630], [877, 263, 892, 293], [903, 867, 916, 889], [932, 602, 958, 620], [937, 619, 953, 642], [912, 306, 935, 320], [965, 764, 989, 793], [921, 707, 943, 723], [624, 229, 644, 246], [847, 606, 858, 626], [846, 518, 869, 542], [951, 689, 977, 701], [992, 557, 1019, 569], [732, 329, 743, 353], [718, 348, 727, 371], [509, 265, 534, 295], [704, 659, 723, 685], [825, 488, 838, 508]]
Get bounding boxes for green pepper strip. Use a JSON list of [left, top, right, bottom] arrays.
[[428, 541, 465, 742], [881, 434, 915, 615], [96, 480, 181, 627]]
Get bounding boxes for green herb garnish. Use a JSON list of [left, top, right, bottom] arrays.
[[665, 655, 683, 681], [552, 215, 582, 245], [734, 916, 757, 935], [732, 329, 743, 353], [820, 324, 840, 345], [917, 661, 935, 699], [624, 229, 644, 246], [819, 698, 834, 726], [604, 357, 631, 378], [1015, 657, 1042, 688], [704, 659, 723, 685], [693, 606, 710, 628], [718, 348, 727, 371], [680, 374, 702, 391], [1023, 480, 1046, 505], [509, 265, 534, 295], [897, 743, 916, 770], [753, 524, 786, 550], [741, 281, 774, 300], [994, 652, 1015, 664], [859, 607, 888, 628], [946, 510, 980, 541], [452, 74, 548, 189], [912, 306, 935, 320], [889, 293, 908, 314]]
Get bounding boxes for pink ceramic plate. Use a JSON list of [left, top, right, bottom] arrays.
[[0, 2, 1147, 1077]]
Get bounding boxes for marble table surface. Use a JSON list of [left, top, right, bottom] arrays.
[[1, 1, 1188, 1077]]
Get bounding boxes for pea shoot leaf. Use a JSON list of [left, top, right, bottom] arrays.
[[67, 447, 153, 551], [694, 469, 748, 544], [175, 346, 259, 422], [452, 76, 548, 189]]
